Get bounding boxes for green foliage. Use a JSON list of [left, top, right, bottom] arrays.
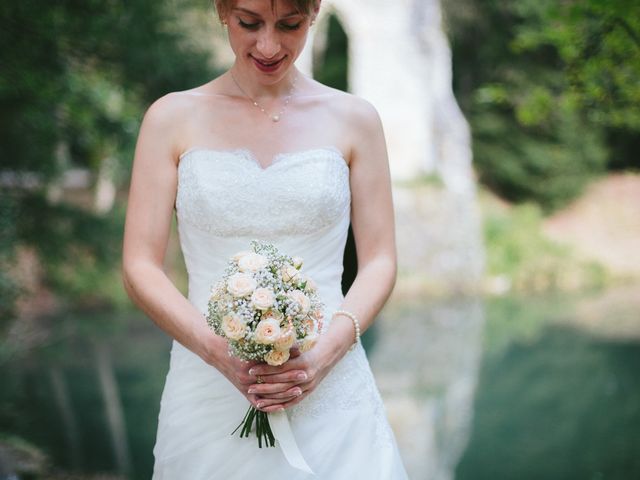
[[0, 0, 217, 319], [481, 191, 607, 292], [445, 0, 640, 209], [314, 13, 349, 91], [0, 199, 21, 331], [512, 0, 640, 131]]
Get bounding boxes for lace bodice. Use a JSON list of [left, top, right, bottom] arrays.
[[176, 147, 350, 238]]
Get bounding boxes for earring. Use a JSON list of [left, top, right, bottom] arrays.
[[222, 21, 228, 27]]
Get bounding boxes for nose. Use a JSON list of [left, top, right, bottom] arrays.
[[256, 28, 281, 59]]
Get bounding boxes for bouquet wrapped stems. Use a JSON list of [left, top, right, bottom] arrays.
[[233, 407, 275, 448]]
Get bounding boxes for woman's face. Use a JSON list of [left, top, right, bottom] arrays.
[[223, 0, 315, 84]]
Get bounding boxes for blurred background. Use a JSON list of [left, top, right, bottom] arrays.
[[1, 0, 639, 478]]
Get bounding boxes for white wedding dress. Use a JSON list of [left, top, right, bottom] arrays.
[[152, 147, 408, 479]]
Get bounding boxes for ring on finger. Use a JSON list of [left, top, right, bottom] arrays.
[[256, 375, 264, 384]]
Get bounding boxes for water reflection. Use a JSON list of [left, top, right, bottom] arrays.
[[0, 314, 171, 479], [1, 287, 640, 479], [456, 291, 640, 480], [370, 297, 485, 480]]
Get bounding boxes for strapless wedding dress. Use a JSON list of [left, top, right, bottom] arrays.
[[152, 147, 408, 479]]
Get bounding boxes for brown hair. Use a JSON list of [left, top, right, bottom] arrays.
[[214, 0, 318, 21]]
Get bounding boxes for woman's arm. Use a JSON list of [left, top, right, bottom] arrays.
[[249, 97, 397, 411], [122, 95, 215, 359], [122, 96, 305, 405]]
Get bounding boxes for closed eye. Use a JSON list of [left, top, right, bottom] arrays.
[[238, 19, 260, 30], [279, 22, 302, 31]]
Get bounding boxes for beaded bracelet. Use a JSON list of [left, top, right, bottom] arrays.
[[332, 310, 361, 351]]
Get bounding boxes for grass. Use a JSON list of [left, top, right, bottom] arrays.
[[480, 188, 609, 294]]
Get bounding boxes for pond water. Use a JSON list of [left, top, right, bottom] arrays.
[[1, 285, 639, 479]]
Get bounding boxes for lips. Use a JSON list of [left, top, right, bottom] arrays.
[[251, 55, 286, 73]]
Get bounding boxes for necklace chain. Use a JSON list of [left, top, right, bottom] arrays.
[[229, 70, 297, 123]]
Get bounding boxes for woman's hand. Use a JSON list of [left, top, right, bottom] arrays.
[[246, 337, 350, 413], [198, 331, 307, 410]]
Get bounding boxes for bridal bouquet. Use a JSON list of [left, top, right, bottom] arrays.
[[206, 240, 324, 448]]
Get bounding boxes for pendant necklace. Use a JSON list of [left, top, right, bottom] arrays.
[[229, 70, 297, 123]]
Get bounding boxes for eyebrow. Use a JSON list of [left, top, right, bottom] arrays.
[[232, 7, 302, 19]]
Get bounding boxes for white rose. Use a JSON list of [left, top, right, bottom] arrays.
[[288, 290, 311, 314], [304, 277, 317, 293], [274, 329, 296, 352], [299, 334, 318, 353], [265, 349, 290, 366], [232, 250, 251, 262], [292, 256, 304, 269], [281, 264, 300, 283], [254, 318, 281, 345], [221, 313, 247, 341], [251, 287, 275, 310], [238, 252, 269, 273], [227, 273, 257, 297]]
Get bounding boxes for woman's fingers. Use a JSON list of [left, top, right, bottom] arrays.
[[278, 390, 311, 409], [252, 369, 308, 386], [257, 386, 303, 400], [249, 358, 304, 377], [255, 394, 297, 409], [248, 381, 299, 396]]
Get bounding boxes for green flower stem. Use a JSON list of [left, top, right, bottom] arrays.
[[232, 406, 276, 448]]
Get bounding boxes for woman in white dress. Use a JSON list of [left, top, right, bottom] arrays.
[[122, 0, 408, 478]]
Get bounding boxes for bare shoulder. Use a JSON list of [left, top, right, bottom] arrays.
[[316, 87, 381, 132], [142, 90, 199, 131], [139, 86, 216, 157], [342, 94, 382, 134]]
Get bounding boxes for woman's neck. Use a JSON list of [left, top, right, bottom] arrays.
[[228, 64, 299, 101]]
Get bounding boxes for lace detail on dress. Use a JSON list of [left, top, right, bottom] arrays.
[[290, 345, 394, 449], [176, 148, 350, 238]]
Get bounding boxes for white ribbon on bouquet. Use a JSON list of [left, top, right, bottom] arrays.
[[269, 409, 315, 475]]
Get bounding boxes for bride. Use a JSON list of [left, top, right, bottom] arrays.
[[122, 0, 408, 478]]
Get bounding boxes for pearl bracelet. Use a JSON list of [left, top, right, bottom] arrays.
[[332, 310, 361, 351]]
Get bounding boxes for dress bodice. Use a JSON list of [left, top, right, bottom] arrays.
[[175, 147, 351, 315]]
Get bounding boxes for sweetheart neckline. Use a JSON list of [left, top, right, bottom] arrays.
[[178, 146, 348, 172]]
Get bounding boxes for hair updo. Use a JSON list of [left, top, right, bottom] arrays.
[[214, 0, 318, 21]]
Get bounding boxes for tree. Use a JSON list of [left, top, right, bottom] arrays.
[[444, 0, 639, 210], [0, 0, 218, 327]]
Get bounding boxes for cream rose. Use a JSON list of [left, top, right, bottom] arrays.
[[281, 264, 300, 283], [265, 348, 290, 366], [221, 313, 247, 341], [251, 287, 275, 310], [304, 277, 317, 293], [292, 256, 304, 269], [227, 273, 257, 297], [303, 317, 316, 334], [274, 329, 296, 352], [288, 289, 311, 314], [238, 252, 269, 273], [254, 318, 281, 345], [299, 334, 318, 353], [232, 250, 251, 262], [261, 309, 284, 322]]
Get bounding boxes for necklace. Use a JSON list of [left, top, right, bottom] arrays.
[[229, 70, 297, 122]]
